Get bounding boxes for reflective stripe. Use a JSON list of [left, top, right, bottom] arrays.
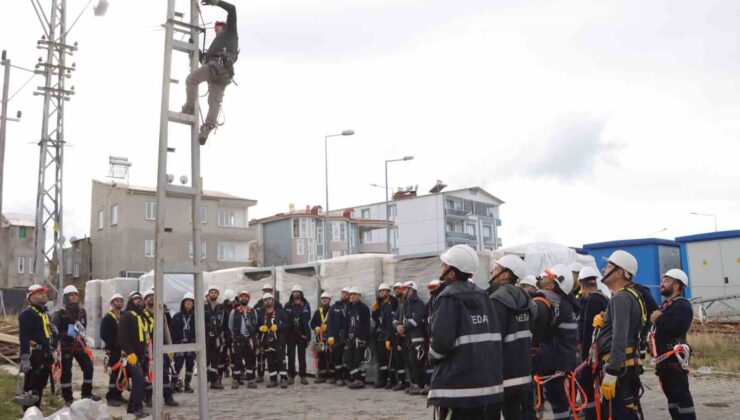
[[163, 384, 171, 389], [411, 337, 425, 343], [207, 367, 218, 373], [502, 375, 531, 388], [558, 322, 577, 330], [380, 366, 388, 371], [397, 369, 406, 374], [350, 369, 359, 375], [668, 403, 678, 409], [232, 370, 242, 375], [408, 319, 418, 327], [678, 407, 695, 414], [83, 379, 93, 384], [108, 384, 116, 389], [185, 373, 193, 377], [454, 333, 501, 347], [503, 330, 532, 342], [245, 369, 254, 374], [429, 347, 446, 360], [334, 365, 343, 369], [269, 372, 278, 377], [279, 371, 287, 375], [61, 383, 72, 389], [428, 384, 503, 399], [553, 411, 571, 419], [426, 369, 434, 374]]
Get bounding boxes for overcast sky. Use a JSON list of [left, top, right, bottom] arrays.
[[1, 0, 738, 249]]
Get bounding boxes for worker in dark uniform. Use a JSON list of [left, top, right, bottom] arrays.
[[100, 293, 126, 407], [421, 279, 444, 396], [533, 264, 578, 420], [228, 290, 258, 389], [343, 288, 371, 389], [429, 244, 504, 419], [524, 275, 549, 420], [52, 285, 99, 406], [594, 250, 646, 420], [204, 285, 225, 389], [576, 267, 610, 420], [18, 285, 54, 412], [142, 288, 178, 407], [519, 275, 539, 296], [220, 289, 236, 379], [489, 255, 533, 420], [171, 292, 196, 393], [284, 284, 311, 385], [327, 287, 351, 385], [569, 262, 584, 300], [371, 283, 397, 389], [254, 283, 283, 312], [118, 292, 148, 418], [389, 282, 407, 390], [310, 292, 332, 383], [257, 293, 288, 388], [394, 281, 427, 395], [651, 269, 695, 420]]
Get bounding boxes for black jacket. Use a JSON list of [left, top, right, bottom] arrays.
[[171, 301, 196, 344], [489, 283, 533, 394], [284, 295, 311, 341], [19, 304, 53, 354], [257, 306, 287, 349], [345, 301, 371, 343], [51, 305, 87, 353], [118, 304, 149, 358], [595, 284, 645, 374], [577, 292, 609, 361], [653, 296, 692, 367], [535, 289, 578, 373], [254, 296, 283, 313], [428, 280, 504, 409], [327, 301, 349, 343], [100, 310, 121, 352], [229, 306, 258, 339], [372, 296, 398, 341], [310, 304, 331, 331], [205, 0, 239, 63], [394, 290, 426, 347], [204, 301, 224, 340]]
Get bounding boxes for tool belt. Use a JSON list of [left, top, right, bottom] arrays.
[[600, 346, 642, 369], [207, 57, 234, 84]]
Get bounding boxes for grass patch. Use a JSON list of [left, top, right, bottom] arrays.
[[0, 370, 64, 419], [687, 331, 740, 373]]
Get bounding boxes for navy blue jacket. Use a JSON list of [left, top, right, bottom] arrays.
[[171, 307, 196, 344], [284, 295, 311, 340], [310, 304, 331, 331], [51, 305, 87, 353], [100, 311, 121, 352], [489, 283, 533, 394], [257, 306, 287, 348], [372, 296, 398, 341], [19, 304, 53, 354], [577, 292, 609, 361], [654, 296, 692, 366], [327, 301, 349, 343], [345, 301, 371, 342], [535, 289, 578, 373], [394, 291, 427, 348], [204, 301, 224, 339]]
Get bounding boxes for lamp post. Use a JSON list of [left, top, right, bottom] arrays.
[[385, 156, 413, 253], [324, 129, 354, 259], [689, 212, 718, 232]]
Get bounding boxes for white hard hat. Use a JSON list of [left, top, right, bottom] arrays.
[[143, 288, 155, 299], [495, 254, 526, 280], [262, 292, 274, 300], [63, 285, 79, 295], [568, 262, 584, 273], [349, 287, 361, 295], [208, 285, 221, 294], [182, 292, 195, 301], [223, 289, 236, 301], [341, 286, 351, 293], [403, 281, 418, 291], [519, 275, 538, 289], [606, 250, 638, 277], [110, 293, 124, 303], [262, 283, 273, 291], [27, 284, 48, 299], [663, 268, 689, 288], [291, 284, 303, 293], [578, 266, 602, 282], [378, 283, 391, 291], [392, 282, 403, 289], [129, 291, 142, 298], [320, 291, 331, 299], [547, 264, 574, 295], [440, 244, 479, 274], [238, 290, 250, 297]]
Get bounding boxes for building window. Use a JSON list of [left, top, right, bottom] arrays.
[[19, 227, 27, 239], [445, 199, 456, 209], [73, 263, 80, 279], [483, 225, 493, 239], [332, 250, 343, 258], [361, 208, 370, 219], [218, 210, 236, 227], [111, 204, 118, 226], [17, 257, 25, 274], [363, 230, 373, 244], [350, 228, 356, 249], [65, 257, 72, 274], [388, 204, 397, 220], [145, 202, 156, 220], [189, 241, 207, 259], [332, 222, 347, 242], [317, 226, 324, 258], [199, 206, 207, 224], [217, 242, 249, 262], [296, 239, 305, 256], [465, 222, 476, 236], [145, 240, 155, 258], [390, 227, 399, 250], [97, 209, 104, 230]]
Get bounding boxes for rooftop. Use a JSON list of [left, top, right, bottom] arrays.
[[344, 185, 505, 210], [675, 230, 740, 243], [583, 237, 679, 249], [93, 180, 257, 204], [1, 213, 35, 228], [250, 207, 391, 226]]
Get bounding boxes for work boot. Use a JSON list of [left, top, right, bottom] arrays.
[[172, 379, 183, 393], [83, 394, 102, 402], [336, 379, 346, 386], [315, 377, 326, 384], [300, 377, 309, 385], [106, 399, 122, 407], [406, 384, 421, 395], [131, 408, 147, 419], [266, 379, 278, 388], [287, 377, 295, 385], [419, 385, 430, 396], [255, 376, 265, 383], [181, 104, 194, 115], [392, 382, 407, 391], [164, 397, 180, 407], [247, 381, 257, 389], [231, 380, 240, 390], [280, 379, 288, 389], [144, 398, 152, 408], [64, 399, 74, 407], [199, 122, 215, 146], [348, 379, 365, 389], [374, 380, 386, 389], [210, 380, 224, 390], [184, 384, 194, 393], [326, 377, 336, 384], [385, 381, 394, 390]]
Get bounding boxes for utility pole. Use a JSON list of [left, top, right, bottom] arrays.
[[0, 51, 11, 218]]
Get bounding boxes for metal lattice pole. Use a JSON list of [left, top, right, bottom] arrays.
[[32, 0, 74, 302]]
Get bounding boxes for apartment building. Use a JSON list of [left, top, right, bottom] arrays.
[[62, 237, 92, 284], [90, 180, 258, 279], [0, 213, 36, 288]]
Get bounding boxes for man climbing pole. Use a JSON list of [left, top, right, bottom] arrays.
[[182, 0, 238, 145]]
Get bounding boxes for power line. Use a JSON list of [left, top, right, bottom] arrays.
[[8, 73, 39, 102]]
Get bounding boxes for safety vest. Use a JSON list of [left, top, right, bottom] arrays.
[[31, 306, 52, 339], [143, 309, 154, 334], [108, 311, 119, 323]]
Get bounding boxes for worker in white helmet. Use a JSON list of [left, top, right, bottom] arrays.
[[341, 288, 371, 389], [228, 291, 259, 390], [219, 289, 237, 380], [171, 292, 196, 393], [569, 262, 584, 299], [17, 285, 52, 411], [593, 250, 647, 419], [651, 269, 696, 420], [205, 285, 226, 389], [284, 284, 311, 385], [326, 287, 352, 385], [421, 279, 444, 395], [519, 275, 539, 296], [310, 292, 333, 383], [100, 293, 126, 406], [51, 285, 100, 406], [140, 289, 179, 408], [393, 281, 427, 395], [371, 283, 398, 389], [576, 266, 610, 420], [254, 283, 283, 313], [256, 293, 289, 388]]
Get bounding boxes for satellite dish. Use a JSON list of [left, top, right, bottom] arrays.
[[180, 175, 188, 185], [94, 0, 109, 17], [167, 174, 174, 184]]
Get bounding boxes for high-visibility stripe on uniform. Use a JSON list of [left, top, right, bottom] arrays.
[[428, 384, 503, 399], [503, 330, 532, 342], [558, 322, 577, 330], [429, 347, 446, 360], [502, 375, 531, 388], [677, 407, 695, 414], [411, 337, 425, 343], [553, 411, 571, 419], [454, 333, 501, 347]]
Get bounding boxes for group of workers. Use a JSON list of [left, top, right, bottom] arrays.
[[18, 244, 696, 419]]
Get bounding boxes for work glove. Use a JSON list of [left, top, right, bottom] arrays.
[[321, 325, 327, 332], [371, 302, 379, 311], [315, 327, 322, 335], [327, 337, 335, 347], [20, 354, 31, 374], [127, 353, 138, 366], [592, 311, 605, 328], [601, 372, 617, 400], [270, 324, 278, 333], [385, 340, 391, 351], [200, 0, 219, 5], [259, 325, 268, 333]]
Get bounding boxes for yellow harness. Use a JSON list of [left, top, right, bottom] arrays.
[[31, 306, 52, 339]]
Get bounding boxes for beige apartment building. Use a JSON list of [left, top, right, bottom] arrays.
[[0, 213, 36, 288]]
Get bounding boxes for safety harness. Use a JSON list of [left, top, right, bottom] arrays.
[[647, 298, 691, 369]]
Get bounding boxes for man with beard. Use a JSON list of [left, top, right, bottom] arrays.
[[100, 293, 126, 407], [220, 289, 236, 379], [18, 285, 54, 412], [142, 289, 178, 407], [254, 283, 281, 383], [343, 288, 371, 389], [394, 281, 427, 395], [284, 285, 312, 385], [519, 275, 539, 296], [327, 287, 351, 385], [204, 286, 225, 389], [171, 292, 197, 393], [228, 290, 259, 389], [52, 285, 100, 406], [389, 282, 407, 390], [118, 292, 149, 418], [651, 269, 695, 420], [371, 283, 397, 389], [257, 293, 288, 388], [310, 292, 333, 383], [488, 255, 533, 420]]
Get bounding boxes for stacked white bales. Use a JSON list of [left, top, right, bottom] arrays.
[[318, 254, 384, 307], [138, 271, 213, 315], [208, 267, 275, 307], [84, 280, 103, 349]]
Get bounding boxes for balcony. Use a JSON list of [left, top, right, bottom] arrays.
[[446, 231, 478, 246], [445, 208, 469, 219]]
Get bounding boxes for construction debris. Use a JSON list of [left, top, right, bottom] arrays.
[[0, 317, 20, 365]]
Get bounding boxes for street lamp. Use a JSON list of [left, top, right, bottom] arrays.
[[385, 156, 414, 253], [689, 212, 718, 232], [324, 130, 354, 259]]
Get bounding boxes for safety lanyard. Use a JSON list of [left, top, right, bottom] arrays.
[[108, 311, 119, 323], [31, 306, 52, 339], [183, 313, 192, 331], [144, 309, 154, 333], [618, 285, 646, 326], [131, 312, 148, 342], [319, 307, 328, 326]]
